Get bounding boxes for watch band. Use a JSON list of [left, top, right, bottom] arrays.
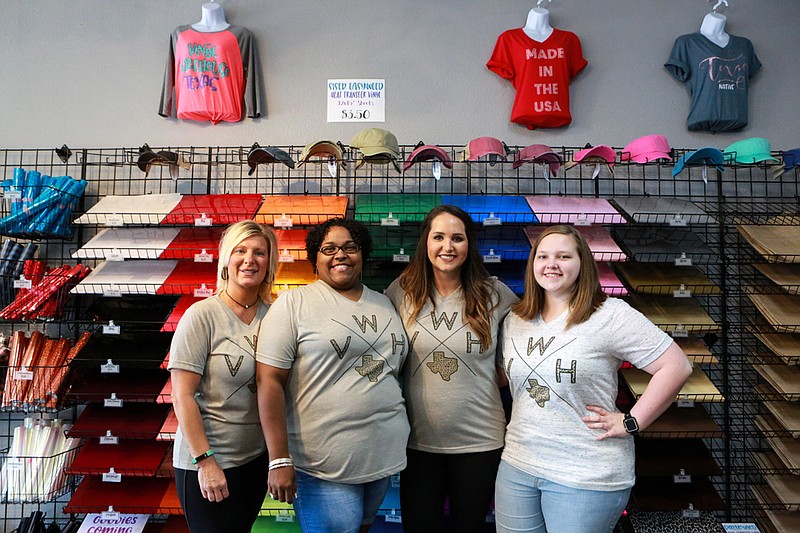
[[623, 413, 639, 435], [192, 449, 215, 465]]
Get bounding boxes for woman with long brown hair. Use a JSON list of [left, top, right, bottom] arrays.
[[385, 205, 517, 532]]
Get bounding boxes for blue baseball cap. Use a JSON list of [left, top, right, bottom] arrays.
[[782, 148, 800, 172], [671, 147, 725, 177]]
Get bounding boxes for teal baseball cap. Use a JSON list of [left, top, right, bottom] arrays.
[[671, 147, 725, 177], [723, 137, 780, 164]]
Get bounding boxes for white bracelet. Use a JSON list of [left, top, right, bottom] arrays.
[[268, 458, 294, 470]]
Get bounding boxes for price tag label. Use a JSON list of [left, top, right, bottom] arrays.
[[101, 360, 120, 374], [574, 215, 592, 227], [671, 326, 689, 338], [393, 250, 410, 263], [103, 323, 121, 335], [102, 470, 122, 483], [5, 458, 23, 470], [274, 215, 293, 228], [194, 215, 213, 227], [104, 395, 124, 408], [100, 510, 121, 520], [673, 289, 692, 298], [327, 79, 386, 123], [483, 251, 502, 264], [105, 214, 124, 227], [381, 216, 400, 227], [103, 287, 122, 298], [674, 474, 692, 484], [669, 215, 688, 227], [106, 249, 125, 262], [14, 369, 33, 381], [13, 277, 32, 289], [100, 434, 119, 445], [194, 252, 213, 263], [3, 189, 22, 199], [385, 512, 402, 524], [682, 508, 701, 519], [278, 253, 295, 263], [390, 474, 400, 488], [677, 399, 696, 408], [194, 286, 214, 298], [483, 216, 502, 227], [675, 255, 693, 267], [276, 511, 294, 523]]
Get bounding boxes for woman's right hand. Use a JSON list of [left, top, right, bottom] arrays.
[[268, 466, 297, 504], [197, 459, 230, 502]]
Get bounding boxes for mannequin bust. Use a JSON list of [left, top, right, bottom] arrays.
[[700, 12, 729, 47], [193, 2, 229, 32], [523, 8, 554, 42]]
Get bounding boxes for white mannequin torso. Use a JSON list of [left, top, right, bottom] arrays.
[[700, 12, 729, 47], [192, 2, 229, 32], [523, 8, 554, 42]]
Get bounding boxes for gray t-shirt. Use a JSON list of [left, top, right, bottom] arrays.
[[168, 295, 268, 470], [386, 278, 517, 453], [501, 298, 673, 491], [257, 280, 410, 484], [665, 32, 761, 132]]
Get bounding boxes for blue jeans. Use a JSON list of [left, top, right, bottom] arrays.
[[494, 460, 630, 533], [293, 470, 392, 533]]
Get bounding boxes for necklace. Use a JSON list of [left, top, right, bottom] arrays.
[[224, 290, 259, 310]]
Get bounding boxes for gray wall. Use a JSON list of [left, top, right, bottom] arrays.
[[2, 0, 799, 150]]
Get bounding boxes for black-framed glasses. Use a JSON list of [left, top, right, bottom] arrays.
[[319, 242, 361, 256]]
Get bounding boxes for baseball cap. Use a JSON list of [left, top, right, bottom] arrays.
[[564, 144, 616, 171], [246, 144, 295, 176], [403, 144, 453, 172], [723, 137, 780, 164], [671, 147, 725, 177], [463, 136, 507, 165], [296, 140, 346, 168], [136, 144, 189, 178], [782, 148, 800, 172], [513, 144, 562, 176], [350, 128, 402, 173], [620, 134, 672, 163]]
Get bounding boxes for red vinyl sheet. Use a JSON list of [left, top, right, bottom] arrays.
[[161, 194, 264, 225], [160, 227, 224, 259], [65, 475, 171, 514], [161, 295, 205, 333], [156, 261, 217, 295], [67, 438, 171, 477], [66, 368, 170, 403], [67, 402, 172, 440]]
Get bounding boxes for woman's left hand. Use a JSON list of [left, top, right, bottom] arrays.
[[582, 405, 628, 440]]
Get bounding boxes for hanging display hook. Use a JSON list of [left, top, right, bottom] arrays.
[[711, 0, 729, 12], [537, 0, 552, 7]]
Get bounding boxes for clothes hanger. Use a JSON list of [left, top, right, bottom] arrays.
[[711, 0, 729, 13], [537, 0, 553, 7]]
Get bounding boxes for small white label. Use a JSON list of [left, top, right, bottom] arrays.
[[432, 161, 442, 180], [671, 326, 689, 338], [102, 471, 122, 483], [103, 324, 121, 335], [14, 369, 33, 381], [194, 252, 213, 263], [100, 435, 119, 445], [276, 511, 294, 523], [393, 253, 410, 263], [13, 278, 32, 289], [682, 508, 701, 519], [3, 189, 22, 199], [483, 254, 502, 264], [275, 216, 293, 228], [391, 474, 400, 488], [675, 256, 693, 267], [101, 361, 120, 374], [677, 399, 696, 408], [669, 215, 688, 227], [278, 253, 295, 263], [103, 288, 122, 298], [673, 289, 692, 298], [100, 510, 121, 520], [381, 217, 400, 227], [483, 217, 502, 227], [194, 215, 213, 227], [194, 286, 214, 298], [385, 512, 402, 524], [5, 458, 23, 470], [574, 214, 592, 226], [104, 396, 124, 408], [674, 474, 692, 484], [106, 249, 124, 262], [105, 214, 124, 227]]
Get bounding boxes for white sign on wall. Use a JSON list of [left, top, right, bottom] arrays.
[[327, 79, 385, 122]]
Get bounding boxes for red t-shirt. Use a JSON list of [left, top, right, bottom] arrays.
[[487, 28, 587, 130]]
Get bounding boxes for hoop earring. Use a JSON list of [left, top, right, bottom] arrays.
[[221, 269, 228, 280]]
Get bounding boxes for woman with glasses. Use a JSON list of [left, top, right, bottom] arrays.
[[385, 205, 518, 532], [256, 217, 410, 533], [170, 220, 278, 533]]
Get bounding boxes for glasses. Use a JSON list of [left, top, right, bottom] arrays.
[[319, 242, 361, 256]]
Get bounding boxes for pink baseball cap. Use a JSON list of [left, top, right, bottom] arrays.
[[513, 144, 562, 176], [621, 134, 672, 163], [463, 136, 507, 164], [564, 144, 616, 171], [403, 144, 453, 172]]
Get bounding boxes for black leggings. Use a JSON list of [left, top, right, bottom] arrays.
[[400, 448, 503, 533], [175, 452, 268, 533]]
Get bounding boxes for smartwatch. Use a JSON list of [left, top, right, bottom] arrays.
[[623, 413, 639, 435]]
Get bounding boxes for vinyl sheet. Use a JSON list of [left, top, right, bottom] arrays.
[[255, 195, 348, 225], [75, 194, 183, 225], [73, 227, 181, 260], [441, 194, 538, 223], [161, 194, 263, 225], [524, 196, 626, 225]]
